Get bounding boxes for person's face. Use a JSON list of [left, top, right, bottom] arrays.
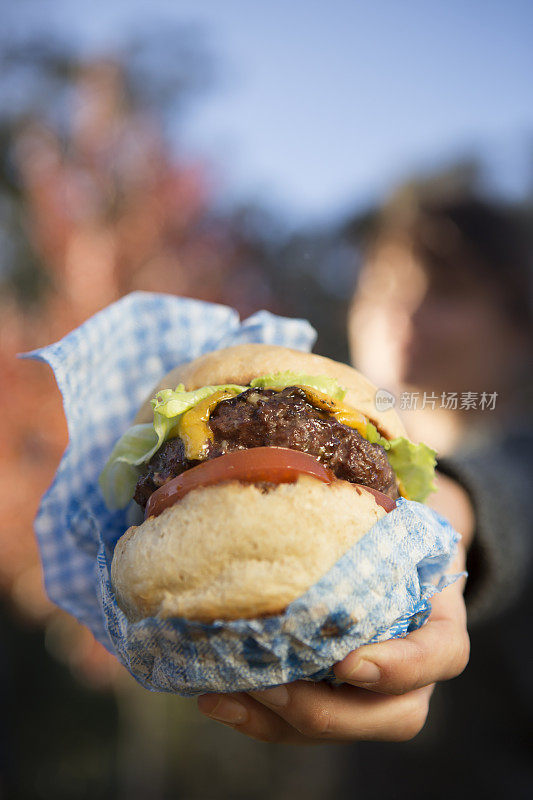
[[349, 240, 528, 396]]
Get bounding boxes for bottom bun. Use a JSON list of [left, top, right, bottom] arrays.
[[111, 476, 388, 622]]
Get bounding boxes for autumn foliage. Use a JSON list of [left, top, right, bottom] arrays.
[[0, 59, 276, 685]]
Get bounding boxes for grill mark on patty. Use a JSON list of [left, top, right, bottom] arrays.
[[133, 387, 399, 508]]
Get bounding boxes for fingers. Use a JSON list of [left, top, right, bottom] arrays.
[[247, 681, 434, 742], [334, 614, 469, 695], [198, 681, 434, 743], [334, 547, 470, 695], [197, 691, 308, 743], [197, 547, 469, 742]]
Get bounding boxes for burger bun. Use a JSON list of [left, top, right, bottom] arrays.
[[111, 476, 388, 622]]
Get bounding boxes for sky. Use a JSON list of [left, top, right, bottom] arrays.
[[15, 0, 533, 224]]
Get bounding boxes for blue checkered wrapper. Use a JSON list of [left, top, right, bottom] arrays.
[[25, 291, 463, 696]]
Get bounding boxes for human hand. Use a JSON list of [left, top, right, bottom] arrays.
[[197, 544, 469, 743]]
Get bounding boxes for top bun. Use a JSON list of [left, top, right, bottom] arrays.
[[134, 343, 406, 440]]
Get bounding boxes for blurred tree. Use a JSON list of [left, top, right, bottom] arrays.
[[0, 25, 282, 797], [0, 24, 282, 602]]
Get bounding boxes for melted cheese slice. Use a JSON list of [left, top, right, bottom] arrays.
[[297, 387, 368, 435], [175, 385, 371, 461], [176, 389, 240, 460]]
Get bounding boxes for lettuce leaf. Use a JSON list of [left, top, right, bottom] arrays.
[[365, 422, 436, 502], [250, 371, 346, 401], [151, 382, 247, 450], [365, 421, 389, 447], [386, 438, 437, 503], [98, 423, 158, 510], [99, 384, 246, 509], [151, 383, 244, 419]]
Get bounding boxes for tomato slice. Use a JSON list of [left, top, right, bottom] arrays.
[[144, 446, 397, 519], [145, 447, 333, 519], [357, 486, 397, 514]]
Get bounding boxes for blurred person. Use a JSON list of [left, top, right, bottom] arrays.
[[349, 190, 533, 614], [343, 191, 533, 797], [348, 190, 532, 454], [197, 190, 533, 800]]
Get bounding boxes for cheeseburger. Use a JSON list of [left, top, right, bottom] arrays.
[[100, 345, 436, 623]]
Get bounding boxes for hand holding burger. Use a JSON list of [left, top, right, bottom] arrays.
[[198, 538, 469, 744]]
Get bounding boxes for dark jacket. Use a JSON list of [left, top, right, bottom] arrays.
[[339, 423, 533, 799]]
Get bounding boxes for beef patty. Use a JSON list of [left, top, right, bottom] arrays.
[[134, 387, 399, 507]]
